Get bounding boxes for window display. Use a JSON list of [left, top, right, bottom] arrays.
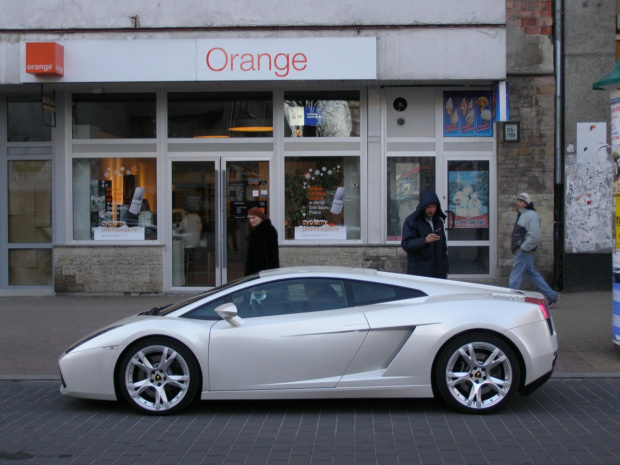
[[72, 158, 157, 241], [285, 156, 360, 240]]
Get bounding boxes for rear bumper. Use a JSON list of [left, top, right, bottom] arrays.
[[520, 349, 557, 395]]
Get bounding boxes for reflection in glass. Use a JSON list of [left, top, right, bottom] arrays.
[[226, 161, 270, 283], [171, 162, 216, 287], [386, 157, 436, 241], [72, 93, 156, 139], [72, 158, 157, 240], [284, 91, 360, 137], [7, 97, 52, 142], [8, 161, 52, 243], [168, 92, 273, 138], [9, 249, 53, 286], [285, 156, 360, 240], [448, 246, 489, 275]]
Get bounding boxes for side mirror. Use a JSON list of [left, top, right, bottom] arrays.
[[214, 303, 244, 327]]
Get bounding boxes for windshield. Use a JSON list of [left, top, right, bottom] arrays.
[[157, 274, 260, 316]]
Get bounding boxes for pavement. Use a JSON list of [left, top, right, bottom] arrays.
[[0, 291, 619, 379]]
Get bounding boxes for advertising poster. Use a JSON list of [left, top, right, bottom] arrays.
[[443, 91, 493, 137], [448, 171, 489, 228]]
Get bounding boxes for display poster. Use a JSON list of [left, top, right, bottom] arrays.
[[288, 106, 323, 127], [448, 171, 489, 228], [294, 224, 347, 240], [93, 225, 145, 240], [443, 91, 493, 137]]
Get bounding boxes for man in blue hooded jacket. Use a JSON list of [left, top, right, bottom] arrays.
[[401, 190, 449, 278]]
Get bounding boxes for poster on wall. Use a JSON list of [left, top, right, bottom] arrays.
[[448, 171, 489, 228], [565, 122, 613, 252], [443, 91, 493, 137]]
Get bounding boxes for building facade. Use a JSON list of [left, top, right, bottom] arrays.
[[0, 1, 613, 295]]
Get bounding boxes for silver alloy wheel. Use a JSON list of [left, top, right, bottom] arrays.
[[123, 343, 191, 413], [444, 340, 513, 410]]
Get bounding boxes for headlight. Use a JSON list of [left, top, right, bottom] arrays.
[[65, 325, 123, 354]]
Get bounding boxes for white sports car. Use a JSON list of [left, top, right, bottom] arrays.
[[59, 266, 558, 415]]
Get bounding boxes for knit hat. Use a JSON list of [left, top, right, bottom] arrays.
[[247, 207, 265, 219], [516, 192, 531, 205]]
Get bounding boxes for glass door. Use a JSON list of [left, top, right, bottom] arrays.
[[224, 160, 270, 283], [170, 159, 270, 289], [171, 161, 216, 288]]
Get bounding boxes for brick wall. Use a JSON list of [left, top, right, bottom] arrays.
[[497, 76, 557, 286], [280, 245, 407, 274], [506, 0, 553, 36], [54, 245, 164, 294]]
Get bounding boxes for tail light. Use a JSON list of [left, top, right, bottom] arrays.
[[525, 296, 554, 334]]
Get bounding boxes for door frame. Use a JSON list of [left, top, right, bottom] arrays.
[[166, 155, 274, 292]]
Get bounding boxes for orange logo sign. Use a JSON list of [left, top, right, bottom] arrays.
[[26, 42, 64, 76]]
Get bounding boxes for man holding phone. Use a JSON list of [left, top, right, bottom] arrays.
[[401, 189, 449, 279]]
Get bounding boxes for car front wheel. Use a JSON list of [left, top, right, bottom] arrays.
[[435, 333, 520, 414], [118, 338, 200, 415]]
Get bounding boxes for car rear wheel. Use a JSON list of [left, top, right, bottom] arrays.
[[435, 333, 520, 414], [118, 338, 200, 415]]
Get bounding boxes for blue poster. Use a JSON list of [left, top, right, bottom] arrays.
[[443, 91, 493, 137]]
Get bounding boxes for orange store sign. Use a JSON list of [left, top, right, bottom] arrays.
[[25, 42, 64, 76]]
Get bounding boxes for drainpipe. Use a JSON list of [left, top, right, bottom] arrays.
[[553, 0, 564, 291]]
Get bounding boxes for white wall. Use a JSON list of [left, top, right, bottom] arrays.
[[1, 0, 504, 29]]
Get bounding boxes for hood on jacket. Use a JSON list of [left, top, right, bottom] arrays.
[[412, 190, 446, 222]]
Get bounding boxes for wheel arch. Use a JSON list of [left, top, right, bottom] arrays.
[[113, 334, 204, 402], [430, 329, 527, 397]]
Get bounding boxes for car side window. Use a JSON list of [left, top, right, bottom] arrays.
[[180, 295, 229, 320], [347, 280, 426, 306], [227, 278, 348, 318]]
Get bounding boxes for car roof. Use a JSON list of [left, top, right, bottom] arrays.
[[259, 266, 379, 279]]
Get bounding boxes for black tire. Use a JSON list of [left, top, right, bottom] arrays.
[[117, 337, 200, 415], [434, 332, 520, 414]]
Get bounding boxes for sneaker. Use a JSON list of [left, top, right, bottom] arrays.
[[548, 295, 560, 308]]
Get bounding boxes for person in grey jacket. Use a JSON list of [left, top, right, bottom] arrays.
[[509, 192, 559, 307]]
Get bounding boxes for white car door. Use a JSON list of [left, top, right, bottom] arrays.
[[208, 278, 369, 391]]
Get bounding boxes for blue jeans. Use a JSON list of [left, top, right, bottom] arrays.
[[509, 250, 559, 302]]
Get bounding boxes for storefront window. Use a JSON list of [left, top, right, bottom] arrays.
[[386, 157, 436, 241], [284, 156, 360, 240], [284, 91, 360, 137], [7, 97, 51, 142], [72, 93, 156, 139], [72, 158, 157, 241], [168, 92, 273, 138]]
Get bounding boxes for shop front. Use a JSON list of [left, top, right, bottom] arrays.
[[0, 33, 506, 294]]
